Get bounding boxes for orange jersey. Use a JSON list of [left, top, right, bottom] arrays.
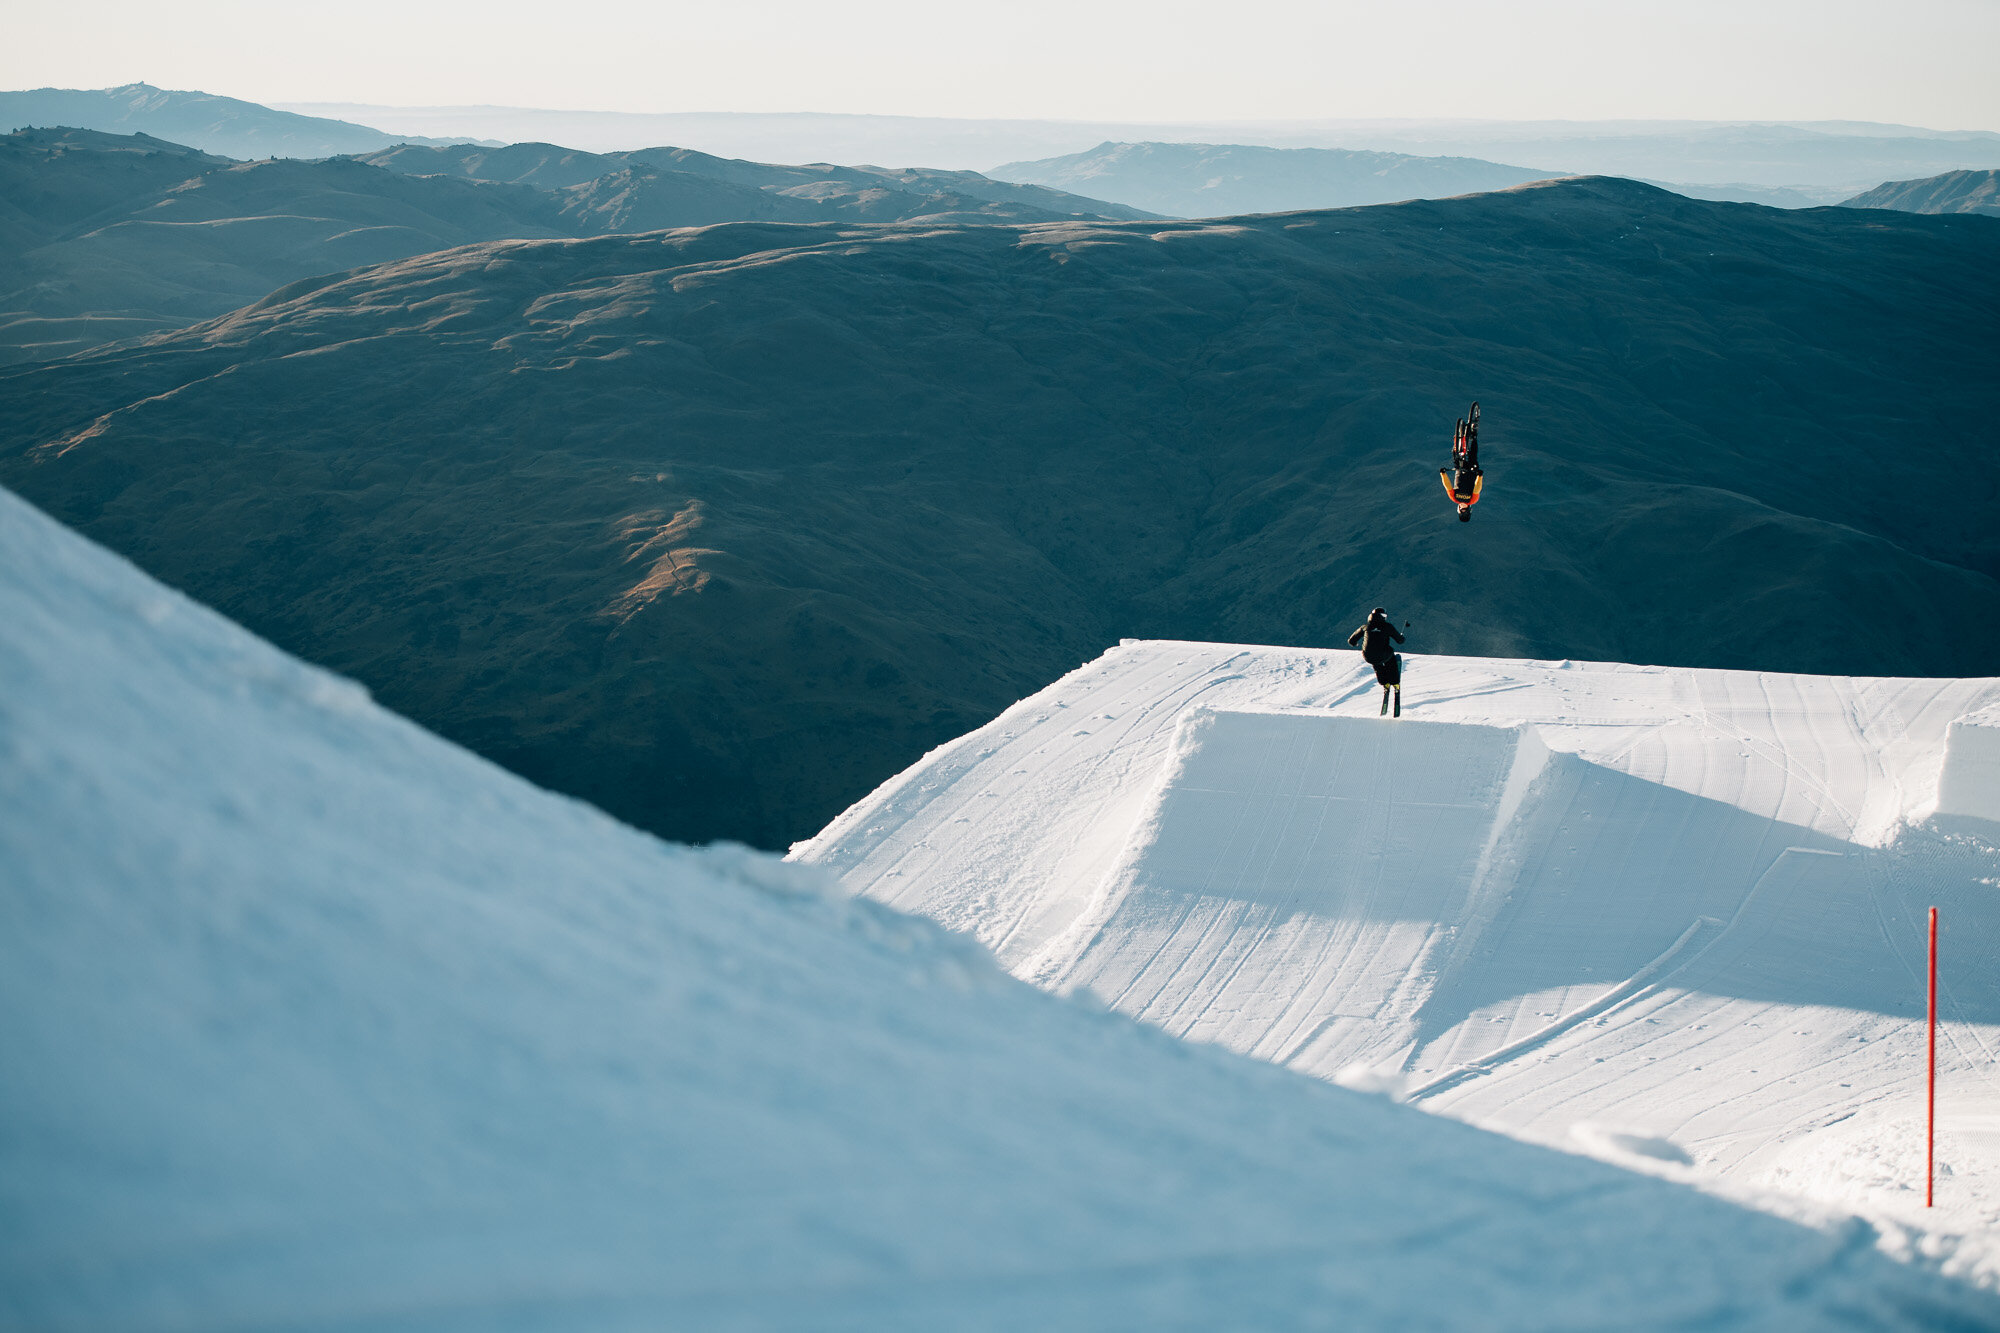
[[1440, 468, 1483, 505]]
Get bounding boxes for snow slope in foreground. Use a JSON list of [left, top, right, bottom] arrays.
[[7, 490, 1991, 1328], [797, 639, 2000, 1292]]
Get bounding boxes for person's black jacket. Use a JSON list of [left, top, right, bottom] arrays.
[[1347, 615, 1404, 664]]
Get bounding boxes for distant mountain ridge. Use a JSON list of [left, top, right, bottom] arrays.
[[992, 141, 1556, 217], [0, 128, 573, 363], [5, 177, 1996, 849], [1843, 168, 2000, 215], [358, 141, 1158, 221], [1476, 121, 2000, 193], [19, 84, 1998, 205], [278, 101, 2000, 194], [997, 138, 2000, 217], [0, 82, 484, 160], [0, 126, 1149, 364]]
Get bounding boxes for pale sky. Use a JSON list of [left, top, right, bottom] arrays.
[[11, 0, 2000, 129]]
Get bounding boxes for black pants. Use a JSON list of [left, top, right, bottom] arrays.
[[1369, 654, 1401, 688]]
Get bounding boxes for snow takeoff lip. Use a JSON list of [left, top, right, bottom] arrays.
[[1021, 711, 1550, 1075], [802, 639, 2000, 1295]]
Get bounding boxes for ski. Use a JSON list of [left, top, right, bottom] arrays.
[[1393, 687, 1401, 718]]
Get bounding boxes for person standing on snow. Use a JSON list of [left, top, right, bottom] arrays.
[[1348, 608, 1406, 716]]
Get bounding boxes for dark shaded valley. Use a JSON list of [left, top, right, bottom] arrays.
[[4, 176, 1998, 847]]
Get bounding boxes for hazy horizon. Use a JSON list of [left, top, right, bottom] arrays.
[[10, 0, 1998, 133], [276, 103, 1996, 137]]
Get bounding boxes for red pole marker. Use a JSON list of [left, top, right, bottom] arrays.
[[1927, 905, 1938, 1208]]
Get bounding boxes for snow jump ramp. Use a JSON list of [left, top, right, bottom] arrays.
[[1026, 710, 1550, 1078], [800, 643, 2000, 1282]]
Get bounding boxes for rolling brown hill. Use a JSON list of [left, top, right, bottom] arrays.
[[4, 177, 1996, 848], [0, 127, 230, 244]]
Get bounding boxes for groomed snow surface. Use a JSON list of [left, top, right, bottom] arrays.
[[799, 638, 2000, 1299], [3, 516, 1996, 1332]]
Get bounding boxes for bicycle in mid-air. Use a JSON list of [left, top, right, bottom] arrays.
[[1440, 401, 1483, 522]]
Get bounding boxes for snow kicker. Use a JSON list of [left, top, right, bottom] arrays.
[[1023, 710, 1548, 1077], [800, 642, 2000, 1287]]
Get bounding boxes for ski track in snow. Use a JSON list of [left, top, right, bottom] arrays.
[[798, 640, 2000, 1292]]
